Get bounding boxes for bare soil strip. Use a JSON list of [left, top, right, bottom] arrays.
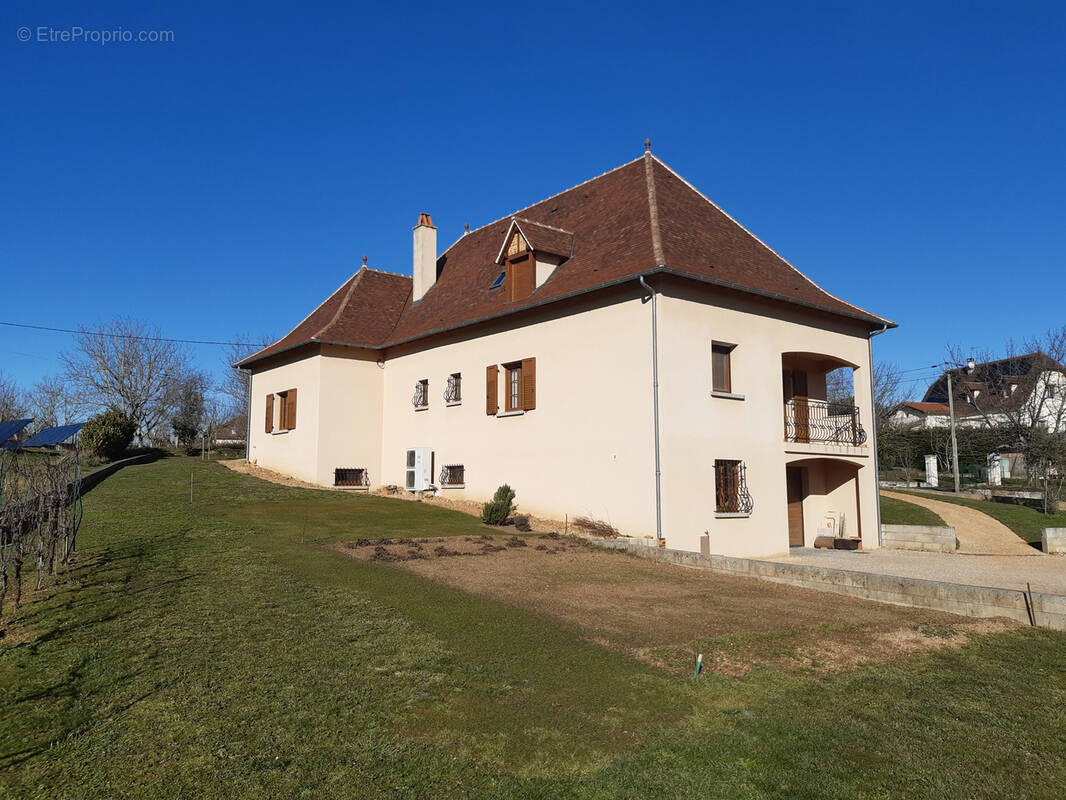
[[331, 535, 1017, 676]]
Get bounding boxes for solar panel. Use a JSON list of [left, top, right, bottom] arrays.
[[18, 423, 86, 448], [0, 419, 33, 448]]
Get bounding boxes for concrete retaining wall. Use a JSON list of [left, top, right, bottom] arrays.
[[1043, 528, 1066, 555], [590, 538, 1066, 631], [881, 524, 957, 552], [79, 452, 159, 495]]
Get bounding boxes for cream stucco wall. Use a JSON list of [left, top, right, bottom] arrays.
[[378, 289, 657, 536], [247, 277, 883, 559], [656, 278, 879, 557], [248, 351, 322, 484]]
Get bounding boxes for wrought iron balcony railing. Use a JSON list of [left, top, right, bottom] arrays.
[[784, 398, 867, 446]]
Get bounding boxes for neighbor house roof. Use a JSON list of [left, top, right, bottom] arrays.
[[900, 402, 950, 415], [239, 152, 893, 367], [919, 353, 1066, 417]]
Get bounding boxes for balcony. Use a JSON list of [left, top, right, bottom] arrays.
[[784, 398, 867, 447]]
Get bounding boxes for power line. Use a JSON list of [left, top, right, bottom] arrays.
[[0, 320, 267, 348]]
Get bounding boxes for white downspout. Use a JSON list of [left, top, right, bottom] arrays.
[[638, 275, 663, 542], [868, 323, 889, 545]]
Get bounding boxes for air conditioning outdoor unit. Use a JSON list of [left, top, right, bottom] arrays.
[[405, 447, 434, 491]]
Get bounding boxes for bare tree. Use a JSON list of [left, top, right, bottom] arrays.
[[62, 318, 190, 443], [169, 369, 210, 446], [828, 360, 904, 427], [0, 373, 26, 421], [25, 376, 79, 431], [221, 335, 263, 417]]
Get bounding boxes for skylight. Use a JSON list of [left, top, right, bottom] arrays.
[[489, 271, 505, 290]]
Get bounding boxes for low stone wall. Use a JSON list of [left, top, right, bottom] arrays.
[[1043, 528, 1066, 555], [78, 452, 159, 496], [881, 524, 957, 552], [589, 538, 1066, 631]]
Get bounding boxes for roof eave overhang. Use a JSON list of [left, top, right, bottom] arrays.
[[239, 265, 894, 365]]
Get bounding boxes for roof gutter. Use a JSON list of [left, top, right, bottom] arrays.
[[638, 273, 664, 543], [868, 323, 889, 546]]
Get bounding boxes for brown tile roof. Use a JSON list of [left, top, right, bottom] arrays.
[[506, 218, 574, 260], [238, 268, 410, 364], [240, 153, 892, 367], [902, 402, 951, 414], [920, 353, 1065, 417]]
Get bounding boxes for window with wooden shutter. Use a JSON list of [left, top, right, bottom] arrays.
[[285, 388, 297, 430], [521, 357, 536, 410], [712, 342, 734, 393], [265, 394, 274, 433], [486, 365, 498, 415], [507, 254, 535, 302]]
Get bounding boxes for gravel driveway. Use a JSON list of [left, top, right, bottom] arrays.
[[881, 490, 1038, 556]]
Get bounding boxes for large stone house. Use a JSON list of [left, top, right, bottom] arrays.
[[238, 147, 893, 557]]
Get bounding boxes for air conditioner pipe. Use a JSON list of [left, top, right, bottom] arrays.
[[638, 274, 663, 542], [869, 323, 889, 546]]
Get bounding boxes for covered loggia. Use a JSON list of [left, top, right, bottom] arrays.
[[781, 352, 867, 446], [783, 456, 865, 548]]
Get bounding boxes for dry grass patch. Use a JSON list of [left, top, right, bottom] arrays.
[[332, 535, 1018, 676]]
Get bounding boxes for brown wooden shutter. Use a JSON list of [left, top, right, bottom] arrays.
[[521, 357, 536, 410], [265, 394, 274, 433], [486, 365, 498, 415], [285, 389, 297, 430]]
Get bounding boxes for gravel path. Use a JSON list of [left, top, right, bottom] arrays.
[[778, 548, 1066, 595], [881, 490, 1038, 556]]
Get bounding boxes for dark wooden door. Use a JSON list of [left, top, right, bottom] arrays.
[[786, 466, 805, 547], [792, 371, 810, 443]]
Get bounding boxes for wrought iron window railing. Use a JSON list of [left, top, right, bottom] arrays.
[[334, 468, 369, 487], [784, 398, 867, 446], [412, 380, 428, 409], [714, 459, 753, 514], [439, 464, 465, 487], [444, 373, 461, 403]]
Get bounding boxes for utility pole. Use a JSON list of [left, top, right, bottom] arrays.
[[946, 370, 961, 493]]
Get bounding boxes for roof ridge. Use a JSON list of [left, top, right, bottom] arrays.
[[436, 155, 646, 259], [643, 152, 665, 265], [649, 155, 892, 326], [239, 271, 360, 364], [362, 266, 412, 281], [512, 217, 573, 234], [315, 268, 365, 339]]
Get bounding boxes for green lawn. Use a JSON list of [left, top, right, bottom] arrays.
[[2, 456, 1066, 798], [879, 494, 946, 527], [897, 489, 1066, 545]]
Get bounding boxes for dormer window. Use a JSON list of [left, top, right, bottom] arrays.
[[494, 218, 573, 302]]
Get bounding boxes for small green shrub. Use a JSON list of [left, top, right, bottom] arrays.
[[481, 484, 516, 525], [80, 410, 137, 460]]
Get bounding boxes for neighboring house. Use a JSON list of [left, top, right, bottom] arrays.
[[894, 354, 1066, 432], [889, 401, 952, 429], [238, 148, 894, 557], [214, 416, 247, 446]]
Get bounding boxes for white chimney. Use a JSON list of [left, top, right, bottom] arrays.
[[412, 212, 437, 303]]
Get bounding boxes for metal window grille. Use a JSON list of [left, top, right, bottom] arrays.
[[334, 468, 369, 487], [439, 464, 465, 486], [445, 373, 462, 403], [412, 379, 428, 408], [714, 460, 753, 514]]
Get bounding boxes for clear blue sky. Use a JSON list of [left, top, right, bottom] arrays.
[[2, 0, 1063, 403]]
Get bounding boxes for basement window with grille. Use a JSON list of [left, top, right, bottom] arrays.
[[714, 459, 753, 517], [334, 468, 369, 488], [439, 464, 465, 488]]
